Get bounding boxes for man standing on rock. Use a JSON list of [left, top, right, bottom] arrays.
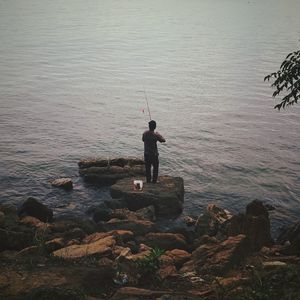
[[142, 120, 166, 183]]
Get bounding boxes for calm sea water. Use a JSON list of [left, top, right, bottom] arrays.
[[0, 0, 299, 233]]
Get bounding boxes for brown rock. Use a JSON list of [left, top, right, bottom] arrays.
[[165, 249, 191, 267], [83, 230, 134, 244], [181, 234, 249, 276], [51, 178, 73, 190], [104, 219, 154, 236], [20, 216, 49, 229], [140, 233, 188, 250], [157, 264, 177, 279], [52, 236, 115, 259]]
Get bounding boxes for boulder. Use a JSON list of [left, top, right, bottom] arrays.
[[246, 200, 269, 218], [139, 233, 188, 250], [18, 197, 53, 223], [103, 219, 154, 236], [111, 176, 184, 216], [195, 204, 233, 238], [180, 234, 249, 276], [78, 157, 145, 185], [52, 235, 116, 259], [51, 178, 73, 190], [226, 201, 272, 251]]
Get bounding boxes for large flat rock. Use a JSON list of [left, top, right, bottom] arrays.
[[78, 157, 145, 185], [110, 176, 184, 216]]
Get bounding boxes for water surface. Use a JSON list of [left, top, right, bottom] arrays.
[[0, 0, 299, 233]]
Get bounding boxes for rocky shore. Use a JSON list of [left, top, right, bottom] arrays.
[[0, 158, 300, 300]]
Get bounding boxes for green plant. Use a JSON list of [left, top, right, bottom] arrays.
[[33, 227, 49, 256], [264, 50, 300, 110], [135, 248, 165, 280]]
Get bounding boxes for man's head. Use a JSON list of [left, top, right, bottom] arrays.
[[148, 120, 156, 131]]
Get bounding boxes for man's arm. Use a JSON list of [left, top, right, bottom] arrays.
[[155, 132, 166, 143]]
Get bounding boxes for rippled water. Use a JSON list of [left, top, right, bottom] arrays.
[[0, 0, 299, 232]]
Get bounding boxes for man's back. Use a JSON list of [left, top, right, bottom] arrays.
[[142, 130, 165, 156]]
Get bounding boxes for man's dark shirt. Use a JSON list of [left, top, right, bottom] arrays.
[[142, 130, 165, 156]]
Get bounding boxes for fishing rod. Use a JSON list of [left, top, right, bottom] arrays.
[[143, 88, 152, 121]]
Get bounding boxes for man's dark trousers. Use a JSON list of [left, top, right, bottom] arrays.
[[144, 154, 159, 183]]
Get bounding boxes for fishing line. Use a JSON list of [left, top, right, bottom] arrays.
[[143, 87, 152, 121]]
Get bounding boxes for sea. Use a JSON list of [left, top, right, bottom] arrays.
[[0, 0, 299, 234]]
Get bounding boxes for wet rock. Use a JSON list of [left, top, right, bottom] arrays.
[[139, 233, 188, 251], [52, 235, 116, 259], [51, 178, 73, 190], [111, 176, 184, 216], [195, 204, 233, 238], [18, 197, 53, 223], [103, 219, 154, 236], [226, 201, 272, 251], [181, 234, 249, 276], [78, 157, 145, 185]]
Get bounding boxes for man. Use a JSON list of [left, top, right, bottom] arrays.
[[142, 120, 166, 183]]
